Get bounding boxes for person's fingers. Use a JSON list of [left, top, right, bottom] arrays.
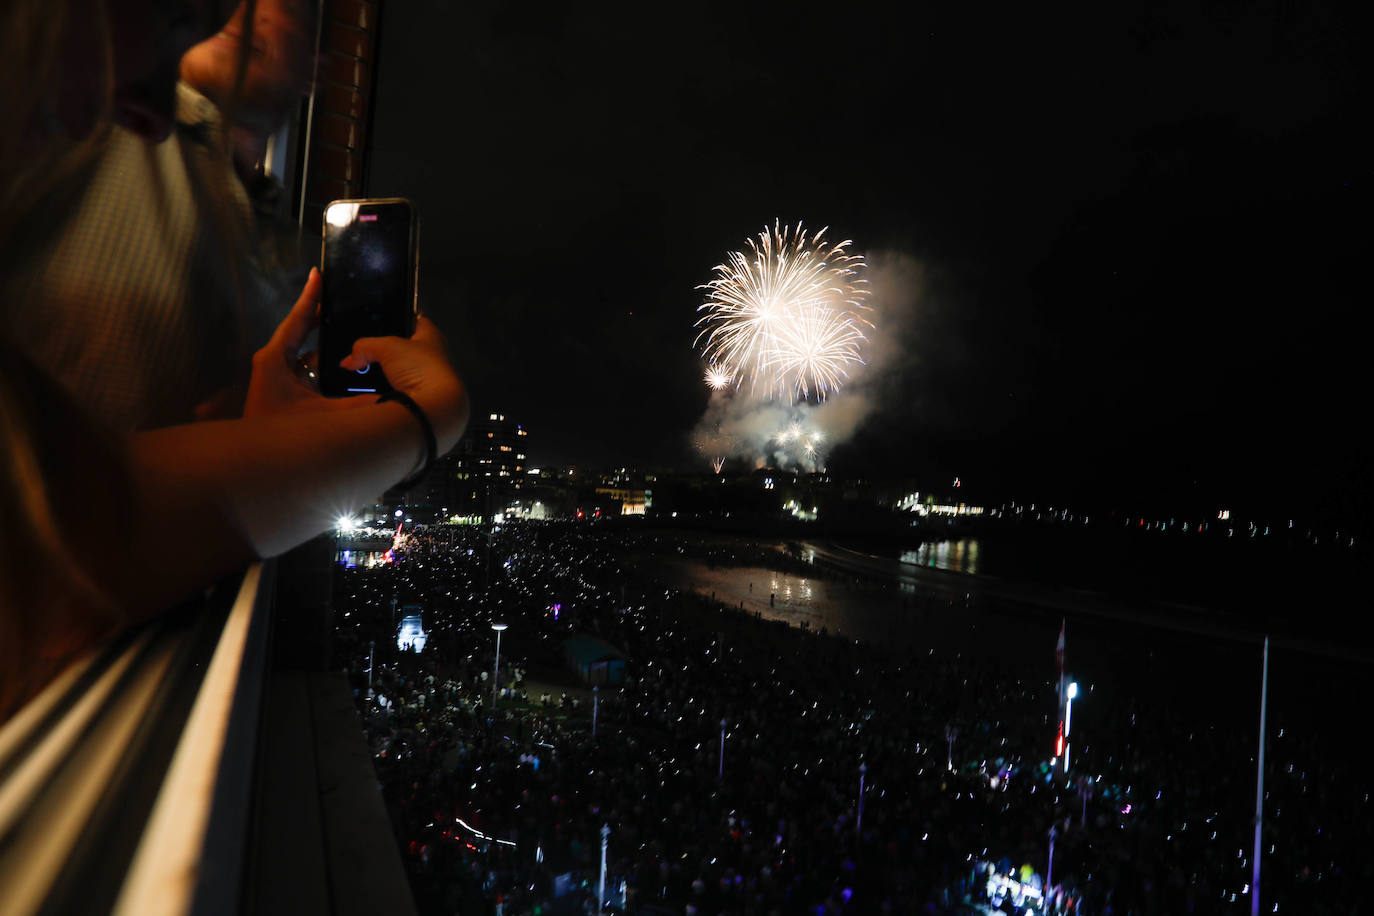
[[268, 267, 322, 356], [410, 315, 445, 346], [339, 335, 403, 371]]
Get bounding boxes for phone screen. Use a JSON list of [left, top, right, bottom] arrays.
[[319, 199, 416, 396]]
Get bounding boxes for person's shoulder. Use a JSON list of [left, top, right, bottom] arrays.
[[175, 81, 222, 136]]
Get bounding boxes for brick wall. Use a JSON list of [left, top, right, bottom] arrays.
[[302, 0, 382, 237]]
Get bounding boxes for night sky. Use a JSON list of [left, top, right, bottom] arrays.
[[365, 0, 1364, 525]]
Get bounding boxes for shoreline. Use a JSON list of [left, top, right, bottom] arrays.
[[634, 530, 1374, 667], [814, 540, 1374, 664]]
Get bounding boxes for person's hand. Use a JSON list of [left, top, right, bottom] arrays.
[[340, 317, 468, 453], [243, 268, 360, 418]]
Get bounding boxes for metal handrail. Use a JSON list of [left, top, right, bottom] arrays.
[[0, 562, 275, 916]]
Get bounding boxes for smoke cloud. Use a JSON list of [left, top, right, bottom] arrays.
[[689, 248, 925, 472]]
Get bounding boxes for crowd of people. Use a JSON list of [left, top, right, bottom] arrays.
[[334, 521, 1369, 915]]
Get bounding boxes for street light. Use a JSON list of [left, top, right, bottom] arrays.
[[1064, 681, 1078, 772], [491, 623, 508, 710]]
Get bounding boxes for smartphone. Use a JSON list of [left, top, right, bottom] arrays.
[[318, 198, 418, 396]]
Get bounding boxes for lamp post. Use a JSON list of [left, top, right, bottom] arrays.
[[598, 823, 610, 915], [1251, 636, 1270, 916], [719, 718, 727, 781], [592, 686, 599, 739], [1064, 681, 1078, 772], [857, 762, 867, 837], [1047, 822, 1057, 893], [491, 623, 507, 710], [366, 640, 375, 699]]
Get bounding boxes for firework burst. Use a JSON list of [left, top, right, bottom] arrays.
[[704, 364, 733, 391], [695, 220, 870, 401], [768, 419, 827, 471]]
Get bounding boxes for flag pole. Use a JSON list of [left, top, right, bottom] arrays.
[[1251, 636, 1269, 916], [1054, 618, 1066, 758]]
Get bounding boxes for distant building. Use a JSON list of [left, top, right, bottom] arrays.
[[465, 412, 529, 483], [593, 486, 647, 515], [429, 412, 531, 522], [591, 468, 653, 516]]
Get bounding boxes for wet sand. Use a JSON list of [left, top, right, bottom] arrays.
[[642, 535, 1365, 740]]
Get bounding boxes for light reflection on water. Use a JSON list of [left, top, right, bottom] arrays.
[[666, 563, 901, 642], [901, 539, 981, 575], [661, 539, 990, 651]]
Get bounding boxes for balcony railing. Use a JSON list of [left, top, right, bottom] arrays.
[[0, 555, 414, 916]]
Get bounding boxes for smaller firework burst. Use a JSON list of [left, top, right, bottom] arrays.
[[711, 456, 726, 474], [704, 364, 733, 391]]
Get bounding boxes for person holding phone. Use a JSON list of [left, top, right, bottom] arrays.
[[0, 0, 470, 720]]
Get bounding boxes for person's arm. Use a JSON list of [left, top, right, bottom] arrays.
[[82, 270, 468, 613], [113, 396, 453, 608]]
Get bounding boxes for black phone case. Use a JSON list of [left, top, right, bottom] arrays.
[[318, 198, 418, 397]]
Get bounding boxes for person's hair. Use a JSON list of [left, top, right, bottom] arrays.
[[0, 1, 114, 253], [0, 345, 129, 721], [0, 0, 259, 722], [198, 0, 262, 384]]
